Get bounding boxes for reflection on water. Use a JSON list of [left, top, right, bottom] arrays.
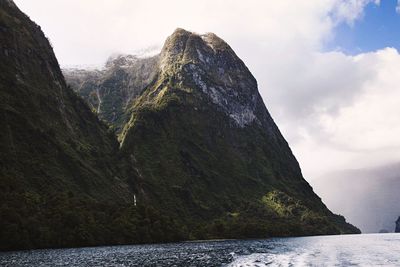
[[1, 233, 399, 266]]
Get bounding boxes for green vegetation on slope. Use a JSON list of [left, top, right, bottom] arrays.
[[0, 190, 187, 250], [120, 88, 359, 239]]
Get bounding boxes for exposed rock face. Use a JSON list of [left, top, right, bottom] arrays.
[[63, 54, 159, 134], [119, 28, 360, 236], [396, 217, 400, 233], [159, 30, 261, 127]]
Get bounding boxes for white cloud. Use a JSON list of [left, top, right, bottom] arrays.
[[13, 0, 373, 67], [281, 48, 400, 178], [13, 0, 399, 182], [319, 48, 400, 151], [397, 0, 400, 14], [330, 0, 379, 25]]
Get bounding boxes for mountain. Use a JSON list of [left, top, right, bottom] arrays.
[[311, 164, 400, 233], [1, 1, 358, 251], [116, 28, 359, 238], [63, 54, 159, 135]]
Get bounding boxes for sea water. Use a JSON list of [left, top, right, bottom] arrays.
[[1, 233, 399, 266]]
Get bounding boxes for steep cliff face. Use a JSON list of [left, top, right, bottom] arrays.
[[63, 55, 159, 135], [0, 0, 140, 250], [0, 0, 133, 200], [119, 28, 359, 237]]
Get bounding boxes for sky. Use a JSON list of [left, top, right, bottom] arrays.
[[13, 0, 400, 182]]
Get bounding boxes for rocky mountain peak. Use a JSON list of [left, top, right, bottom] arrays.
[[160, 28, 246, 74], [157, 28, 260, 127]]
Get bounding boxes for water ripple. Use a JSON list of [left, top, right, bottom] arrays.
[[1, 233, 399, 266]]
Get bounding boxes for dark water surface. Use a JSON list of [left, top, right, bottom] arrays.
[[1, 233, 399, 266]]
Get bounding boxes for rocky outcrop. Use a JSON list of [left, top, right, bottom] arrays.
[[396, 217, 400, 232]]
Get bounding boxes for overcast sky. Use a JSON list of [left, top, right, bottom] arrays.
[[13, 0, 400, 181]]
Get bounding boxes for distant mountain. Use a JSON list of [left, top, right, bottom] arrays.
[[311, 163, 400, 233], [63, 55, 159, 135], [1, 1, 359, 251]]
